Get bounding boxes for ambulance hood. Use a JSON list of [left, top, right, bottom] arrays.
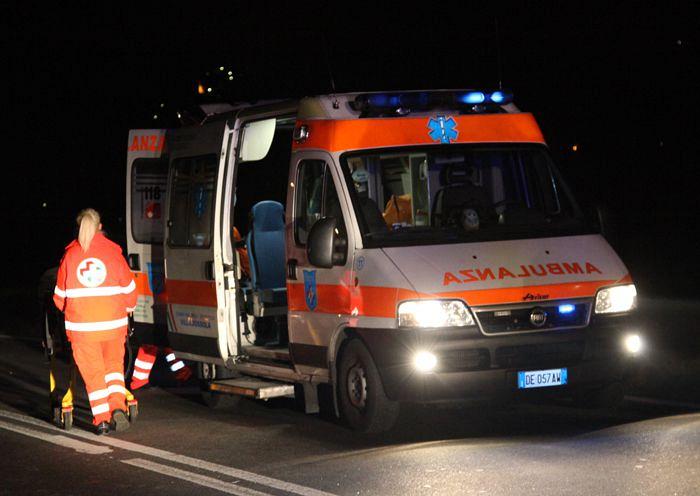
[[381, 234, 630, 306]]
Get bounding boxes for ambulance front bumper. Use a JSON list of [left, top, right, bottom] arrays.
[[354, 315, 641, 402]]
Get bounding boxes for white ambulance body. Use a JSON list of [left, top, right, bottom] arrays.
[[141, 90, 641, 433], [125, 129, 169, 343]]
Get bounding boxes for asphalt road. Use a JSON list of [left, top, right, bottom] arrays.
[[1, 330, 699, 496]]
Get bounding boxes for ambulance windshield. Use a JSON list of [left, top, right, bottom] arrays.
[[342, 144, 588, 246]]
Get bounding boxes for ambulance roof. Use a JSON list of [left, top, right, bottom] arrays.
[[298, 90, 520, 120]]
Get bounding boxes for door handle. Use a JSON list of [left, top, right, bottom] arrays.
[[128, 254, 140, 271], [287, 259, 298, 280], [204, 261, 215, 280]]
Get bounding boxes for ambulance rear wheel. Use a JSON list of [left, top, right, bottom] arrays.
[[338, 339, 399, 434]]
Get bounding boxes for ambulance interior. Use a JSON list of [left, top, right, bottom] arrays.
[[230, 116, 295, 349], [344, 145, 583, 245]]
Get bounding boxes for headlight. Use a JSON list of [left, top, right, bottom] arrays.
[[398, 300, 475, 328], [413, 351, 438, 372], [594, 284, 637, 314], [623, 334, 643, 354]]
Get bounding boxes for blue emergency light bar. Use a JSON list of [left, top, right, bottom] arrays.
[[352, 90, 514, 116]]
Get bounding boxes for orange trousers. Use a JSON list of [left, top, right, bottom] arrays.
[[71, 337, 126, 425]]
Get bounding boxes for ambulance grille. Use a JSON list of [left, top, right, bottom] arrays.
[[439, 349, 490, 372], [473, 300, 592, 335]]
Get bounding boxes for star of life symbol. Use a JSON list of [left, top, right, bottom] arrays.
[[303, 270, 318, 311], [77, 258, 107, 288], [428, 115, 459, 143]]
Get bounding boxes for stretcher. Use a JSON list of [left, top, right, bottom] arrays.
[[45, 313, 138, 430]]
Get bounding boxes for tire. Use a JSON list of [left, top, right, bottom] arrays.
[[337, 339, 399, 434]]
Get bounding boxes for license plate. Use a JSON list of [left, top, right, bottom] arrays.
[[517, 368, 568, 389]]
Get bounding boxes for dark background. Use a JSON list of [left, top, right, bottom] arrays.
[[4, 2, 696, 298]]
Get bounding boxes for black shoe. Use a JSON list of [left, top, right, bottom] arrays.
[[110, 409, 130, 432], [96, 421, 110, 436]]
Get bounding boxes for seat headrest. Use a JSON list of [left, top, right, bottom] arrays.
[[250, 201, 284, 232], [441, 165, 475, 186]]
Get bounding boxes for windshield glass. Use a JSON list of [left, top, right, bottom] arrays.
[[342, 144, 588, 247]]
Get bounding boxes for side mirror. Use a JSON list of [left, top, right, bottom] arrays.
[[593, 204, 619, 247], [595, 205, 608, 238], [307, 217, 346, 268]]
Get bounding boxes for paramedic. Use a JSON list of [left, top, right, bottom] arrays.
[[53, 208, 137, 435]]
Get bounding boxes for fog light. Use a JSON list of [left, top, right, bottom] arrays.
[[624, 334, 643, 354], [413, 351, 437, 373]]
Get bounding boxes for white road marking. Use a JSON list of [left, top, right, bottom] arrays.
[[122, 458, 273, 496], [0, 418, 112, 455], [0, 409, 336, 496]]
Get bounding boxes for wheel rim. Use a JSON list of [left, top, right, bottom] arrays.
[[347, 362, 368, 409]]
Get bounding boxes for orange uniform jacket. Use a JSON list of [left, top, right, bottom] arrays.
[[53, 233, 137, 342]]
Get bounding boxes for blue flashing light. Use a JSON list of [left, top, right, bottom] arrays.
[[367, 94, 401, 107], [355, 90, 514, 114], [459, 91, 486, 104], [558, 304, 576, 315], [490, 91, 506, 103]]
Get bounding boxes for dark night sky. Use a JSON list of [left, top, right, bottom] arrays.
[[5, 2, 697, 296]]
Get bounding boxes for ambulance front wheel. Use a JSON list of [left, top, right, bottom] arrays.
[[337, 339, 400, 434]]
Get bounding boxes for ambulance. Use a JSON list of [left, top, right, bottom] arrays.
[[126, 90, 642, 433]]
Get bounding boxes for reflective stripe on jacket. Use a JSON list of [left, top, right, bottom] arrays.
[[53, 232, 137, 342]]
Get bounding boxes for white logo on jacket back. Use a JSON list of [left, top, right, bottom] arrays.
[[76, 258, 107, 287]]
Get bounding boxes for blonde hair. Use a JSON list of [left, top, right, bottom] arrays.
[[76, 208, 101, 252]]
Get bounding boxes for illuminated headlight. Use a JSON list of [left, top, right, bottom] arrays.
[[594, 284, 637, 314], [413, 351, 438, 372], [398, 300, 474, 328], [623, 334, 644, 354]]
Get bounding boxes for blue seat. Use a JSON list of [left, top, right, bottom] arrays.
[[245, 201, 287, 316]]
